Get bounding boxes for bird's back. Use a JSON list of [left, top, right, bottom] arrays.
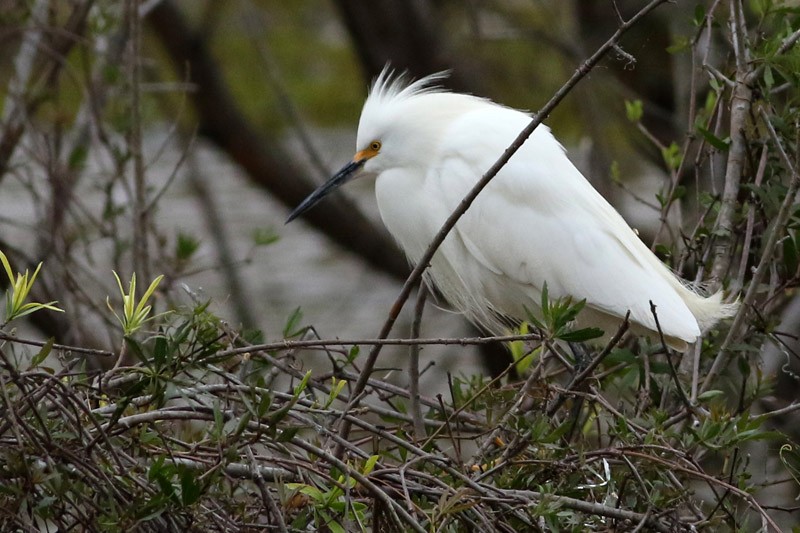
[[374, 92, 735, 350]]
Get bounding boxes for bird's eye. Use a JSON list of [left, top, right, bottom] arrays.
[[370, 141, 382, 152]]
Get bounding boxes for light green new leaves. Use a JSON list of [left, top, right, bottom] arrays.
[[285, 455, 378, 532], [107, 271, 164, 336], [0, 250, 63, 325]]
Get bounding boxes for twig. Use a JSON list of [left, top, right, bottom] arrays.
[[467, 347, 548, 469], [708, 0, 800, 286], [545, 313, 629, 416], [0, 332, 115, 357], [702, 107, 800, 392], [419, 362, 517, 448], [289, 437, 426, 533], [126, 0, 150, 286], [220, 331, 544, 354], [409, 285, 428, 441], [502, 489, 678, 532], [437, 390, 463, 464], [169, 455, 291, 482], [732, 142, 769, 296], [0, 0, 94, 180], [648, 302, 693, 411], [245, 446, 288, 533]]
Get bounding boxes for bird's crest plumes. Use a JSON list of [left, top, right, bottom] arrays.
[[357, 67, 461, 160], [367, 67, 451, 106], [364, 65, 450, 115]]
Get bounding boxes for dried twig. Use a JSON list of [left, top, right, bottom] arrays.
[[409, 285, 428, 441], [702, 107, 800, 392]]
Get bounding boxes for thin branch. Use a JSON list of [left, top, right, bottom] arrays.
[[709, 0, 753, 286], [220, 331, 544, 354], [545, 313, 630, 416], [702, 107, 800, 392], [409, 284, 428, 441], [127, 0, 150, 285], [0, 332, 115, 357]]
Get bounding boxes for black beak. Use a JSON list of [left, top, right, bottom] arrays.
[[286, 159, 366, 223]]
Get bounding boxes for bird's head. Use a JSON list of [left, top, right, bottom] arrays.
[[286, 67, 457, 223]]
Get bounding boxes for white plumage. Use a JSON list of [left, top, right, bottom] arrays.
[[288, 69, 737, 351]]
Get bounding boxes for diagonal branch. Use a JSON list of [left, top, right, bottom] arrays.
[[709, 0, 754, 286], [702, 107, 800, 392]]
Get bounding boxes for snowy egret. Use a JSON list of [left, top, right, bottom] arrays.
[[287, 69, 737, 351]]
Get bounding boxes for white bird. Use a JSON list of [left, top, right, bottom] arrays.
[[287, 69, 737, 351]]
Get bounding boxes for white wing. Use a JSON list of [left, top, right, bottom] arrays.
[[426, 105, 700, 342]]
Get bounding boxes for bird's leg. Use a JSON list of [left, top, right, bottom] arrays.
[[565, 342, 592, 441], [568, 342, 591, 372]]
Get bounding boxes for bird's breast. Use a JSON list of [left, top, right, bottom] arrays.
[[374, 168, 443, 265]]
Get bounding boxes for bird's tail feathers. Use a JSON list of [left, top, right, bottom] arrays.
[[683, 289, 739, 333]]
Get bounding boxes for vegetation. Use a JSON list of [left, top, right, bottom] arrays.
[[1, 1, 799, 531]]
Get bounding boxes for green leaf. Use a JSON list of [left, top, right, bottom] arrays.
[[624, 99, 643, 122], [152, 333, 168, 367], [0, 251, 63, 323], [362, 455, 380, 476], [763, 64, 774, 89], [276, 426, 300, 442], [556, 298, 586, 327], [324, 377, 347, 408], [697, 390, 725, 402], [509, 321, 530, 370], [540, 283, 550, 322], [558, 327, 604, 343], [68, 144, 88, 170], [294, 370, 312, 397], [661, 142, 682, 170], [666, 35, 690, 54], [257, 393, 272, 417], [253, 227, 280, 246], [108, 271, 164, 335], [327, 521, 346, 533], [609, 160, 621, 184], [654, 243, 673, 259], [696, 125, 731, 151], [347, 345, 360, 363], [286, 483, 325, 502], [693, 4, 706, 26], [30, 338, 54, 368], [283, 307, 304, 338], [180, 469, 202, 506], [175, 232, 200, 261], [319, 511, 346, 533], [0, 250, 14, 283]]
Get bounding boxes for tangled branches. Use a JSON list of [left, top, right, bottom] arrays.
[[0, 305, 791, 531]]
